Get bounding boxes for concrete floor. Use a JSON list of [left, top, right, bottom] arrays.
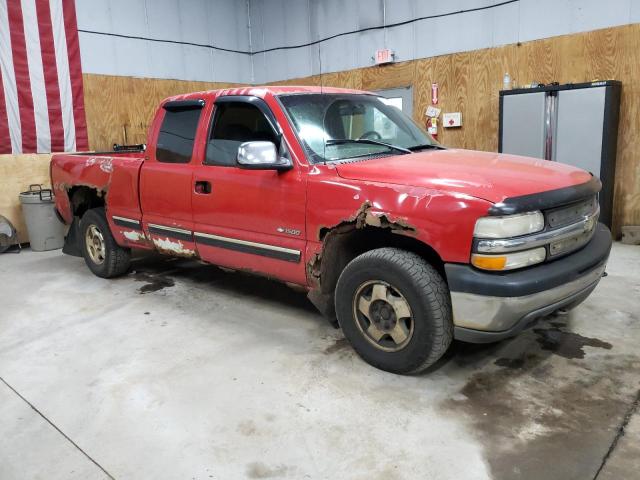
[[0, 244, 639, 480]]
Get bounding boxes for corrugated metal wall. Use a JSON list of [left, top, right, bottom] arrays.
[[74, 0, 640, 84], [76, 0, 252, 83], [250, 0, 640, 83]]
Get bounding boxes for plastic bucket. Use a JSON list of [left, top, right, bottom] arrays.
[[19, 184, 66, 251]]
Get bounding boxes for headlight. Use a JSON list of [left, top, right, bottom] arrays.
[[474, 211, 544, 239], [471, 247, 546, 271]]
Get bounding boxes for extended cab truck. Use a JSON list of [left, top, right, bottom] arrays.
[[51, 86, 611, 374]]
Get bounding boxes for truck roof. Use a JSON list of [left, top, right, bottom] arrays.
[[163, 85, 372, 104]]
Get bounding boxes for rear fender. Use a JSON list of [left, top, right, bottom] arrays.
[[51, 153, 151, 250], [51, 154, 113, 223]]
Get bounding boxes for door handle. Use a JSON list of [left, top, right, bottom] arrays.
[[195, 180, 212, 194]]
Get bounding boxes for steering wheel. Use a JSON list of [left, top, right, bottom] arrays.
[[358, 130, 382, 140]]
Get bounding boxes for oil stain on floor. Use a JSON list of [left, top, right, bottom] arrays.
[[533, 323, 613, 359], [133, 271, 175, 294], [444, 317, 640, 480]]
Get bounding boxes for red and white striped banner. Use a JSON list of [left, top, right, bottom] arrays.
[[0, 0, 88, 154]]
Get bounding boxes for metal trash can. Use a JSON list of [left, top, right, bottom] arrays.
[[19, 184, 66, 251]]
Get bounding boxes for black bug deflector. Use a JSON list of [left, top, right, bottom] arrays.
[[488, 176, 601, 216]]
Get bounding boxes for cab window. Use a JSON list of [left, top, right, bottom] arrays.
[[206, 102, 279, 166], [156, 107, 202, 163]]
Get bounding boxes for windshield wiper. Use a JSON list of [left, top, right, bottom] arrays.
[[326, 138, 411, 154], [407, 143, 445, 151]]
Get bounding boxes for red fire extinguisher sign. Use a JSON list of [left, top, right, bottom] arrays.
[[431, 83, 439, 105]]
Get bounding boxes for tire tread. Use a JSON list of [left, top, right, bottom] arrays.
[[336, 247, 453, 374], [80, 207, 131, 278]]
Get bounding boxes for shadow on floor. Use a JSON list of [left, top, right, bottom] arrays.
[[127, 253, 319, 316], [124, 254, 605, 372]]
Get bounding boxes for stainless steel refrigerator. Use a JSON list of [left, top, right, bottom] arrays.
[[499, 81, 621, 228]]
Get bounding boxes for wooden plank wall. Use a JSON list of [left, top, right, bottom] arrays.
[[0, 154, 53, 244], [83, 74, 244, 151], [272, 24, 640, 235]]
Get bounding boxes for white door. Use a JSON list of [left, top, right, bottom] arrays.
[[374, 86, 413, 116]]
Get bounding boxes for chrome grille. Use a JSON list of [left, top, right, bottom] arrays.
[[475, 201, 599, 258], [548, 221, 596, 256], [547, 196, 597, 229], [546, 196, 598, 257]]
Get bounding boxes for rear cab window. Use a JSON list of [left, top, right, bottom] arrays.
[[156, 101, 204, 163]]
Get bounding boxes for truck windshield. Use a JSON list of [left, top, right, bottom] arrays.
[[279, 93, 439, 163]]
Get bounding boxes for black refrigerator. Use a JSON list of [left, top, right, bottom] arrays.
[[499, 81, 621, 228]]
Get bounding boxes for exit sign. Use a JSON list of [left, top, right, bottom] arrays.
[[375, 48, 395, 65]]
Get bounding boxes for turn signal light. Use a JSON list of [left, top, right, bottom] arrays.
[[471, 254, 507, 270], [471, 247, 546, 271]]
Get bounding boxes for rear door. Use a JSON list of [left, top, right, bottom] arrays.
[[139, 100, 205, 256], [190, 95, 307, 285]]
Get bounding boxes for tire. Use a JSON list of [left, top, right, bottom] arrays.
[[335, 248, 453, 374], [79, 207, 131, 278]]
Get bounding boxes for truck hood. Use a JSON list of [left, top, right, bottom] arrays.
[[334, 149, 593, 204]]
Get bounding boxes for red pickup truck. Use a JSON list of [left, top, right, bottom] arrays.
[[51, 86, 611, 374]]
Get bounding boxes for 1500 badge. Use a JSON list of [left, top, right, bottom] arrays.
[[277, 227, 301, 236]]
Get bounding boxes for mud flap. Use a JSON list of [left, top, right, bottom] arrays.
[[307, 290, 339, 328], [62, 216, 83, 257]]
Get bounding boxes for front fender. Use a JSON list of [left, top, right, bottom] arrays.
[[306, 168, 493, 264]]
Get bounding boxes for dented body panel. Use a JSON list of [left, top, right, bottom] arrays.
[[52, 154, 143, 220], [51, 151, 150, 250], [305, 166, 493, 265]]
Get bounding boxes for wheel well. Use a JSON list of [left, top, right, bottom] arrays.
[[313, 226, 446, 296], [68, 186, 105, 218]]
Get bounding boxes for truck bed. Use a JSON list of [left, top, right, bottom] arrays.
[[51, 152, 145, 225]]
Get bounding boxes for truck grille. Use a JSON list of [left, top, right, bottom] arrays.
[[474, 195, 599, 260], [547, 196, 597, 229], [546, 196, 598, 257], [548, 221, 596, 256]]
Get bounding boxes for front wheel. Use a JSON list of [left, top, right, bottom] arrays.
[[335, 248, 453, 374], [80, 207, 131, 278]]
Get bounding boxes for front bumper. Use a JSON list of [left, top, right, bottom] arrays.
[[445, 223, 612, 343]]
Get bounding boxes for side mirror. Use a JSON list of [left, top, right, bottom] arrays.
[[236, 141, 292, 171]]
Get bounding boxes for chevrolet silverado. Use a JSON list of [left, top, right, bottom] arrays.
[[51, 86, 611, 374]]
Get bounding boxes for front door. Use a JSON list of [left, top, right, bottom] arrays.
[[191, 96, 307, 285]]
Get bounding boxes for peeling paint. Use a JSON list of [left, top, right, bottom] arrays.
[[307, 252, 322, 284], [308, 201, 417, 288], [84, 156, 113, 173], [123, 230, 146, 242], [152, 237, 196, 257], [317, 201, 416, 240], [99, 157, 113, 173]]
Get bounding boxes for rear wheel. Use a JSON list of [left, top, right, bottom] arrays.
[[80, 207, 131, 278], [335, 248, 453, 374]]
